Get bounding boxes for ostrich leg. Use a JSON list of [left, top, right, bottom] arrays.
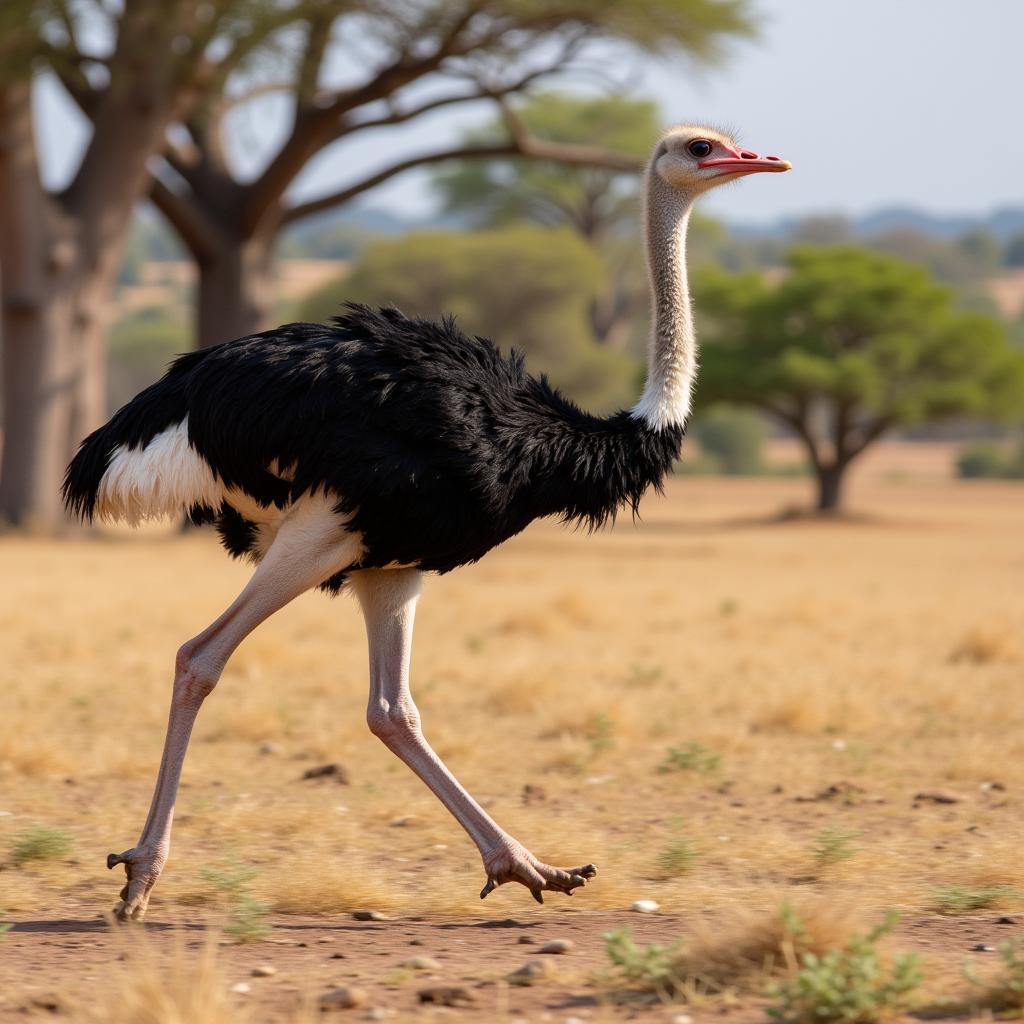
[[107, 505, 362, 920], [350, 568, 596, 902]]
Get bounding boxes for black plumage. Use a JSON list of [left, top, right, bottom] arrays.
[[64, 304, 683, 591]]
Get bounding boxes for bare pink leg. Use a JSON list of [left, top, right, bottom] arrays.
[[349, 569, 596, 903], [108, 503, 362, 920]]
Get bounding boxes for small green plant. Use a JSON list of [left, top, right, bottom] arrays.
[[199, 863, 271, 943], [658, 741, 722, 775], [626, 663, 663, 688], [812, 826, 859, 866], [587, 713, 616, 758], [0, 908, 11, 938], [655, 825, 697, 878], [767, 910, 922, 1023], [603, 928, 683, 997], [934, 884, 1019, 915], [964, 936, 1024, 1013], [8, 826, 73, 867]]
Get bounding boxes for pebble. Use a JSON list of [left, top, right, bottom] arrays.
[[230, 982, 251, 995], [914, 789, 964, 804], [402, 955, 442, 971], [672, 1015, 694, 1024], [631, 899, 660, 914], [301, 763, 350, 784], [251, 965, 276, 977], [390, 815, 419, 827], [258, 742, 280, 755], [517, 935, 535, 944], [507, 958, 557, 986], [319, 986, 369, 1011], [417, 985, 476, 1006], [972, 943, 996, 952], [364, 1010, 392, 1021], [539, 938, 574, 955], [352, 910, 389, 921]]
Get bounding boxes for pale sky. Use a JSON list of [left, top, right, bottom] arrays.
[[35, 0, 1024, 226]]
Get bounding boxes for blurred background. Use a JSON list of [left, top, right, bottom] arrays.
[[2, 0, 1023, 527]]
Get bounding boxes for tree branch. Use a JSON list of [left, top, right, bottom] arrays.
[[148, 175, 220, 262]]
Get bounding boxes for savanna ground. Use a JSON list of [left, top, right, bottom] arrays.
[[1, 448, 1023, 1022]]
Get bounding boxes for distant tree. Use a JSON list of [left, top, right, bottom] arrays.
[[1004, 232, 1024, 268], [299, 226, 639, 411], [695, 247, 1024, 511], [434, 91, 662, 351], [691, 405, 763, 474]]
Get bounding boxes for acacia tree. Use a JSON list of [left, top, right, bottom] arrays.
[[432, 91, 660, 350], [0, 0, 329, 528], [135, 0, 752, 349], [695, 247, 1024, 512], [1, 0, 752, 529]]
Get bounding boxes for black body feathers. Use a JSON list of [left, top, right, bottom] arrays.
[[64, 305, 683, 591]]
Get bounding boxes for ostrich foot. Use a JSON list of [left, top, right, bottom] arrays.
[[480, 841, 596, 904], [106, 846, 165, 922]]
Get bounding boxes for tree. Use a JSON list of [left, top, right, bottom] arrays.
[[299, 226, 639, 411], [139, 0, 752, 350], [694, 247, 1024, 512], [0, 0, 324, 528], [432, 91, 661, 351], [1, 0, 753, 529]]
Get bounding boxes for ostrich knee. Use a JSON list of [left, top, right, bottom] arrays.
[[367, 700, 422, 748], [173, 641, 220, 707]]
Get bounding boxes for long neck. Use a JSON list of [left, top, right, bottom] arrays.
[[631, 169, 696, 432]]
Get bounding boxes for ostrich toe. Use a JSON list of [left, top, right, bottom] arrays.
[[480, 842, 596, 903]]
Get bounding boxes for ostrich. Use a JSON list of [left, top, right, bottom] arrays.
[[64, 126, 789, 921]]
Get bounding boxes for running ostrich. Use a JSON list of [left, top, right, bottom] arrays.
[[64, 126, 789, 920]]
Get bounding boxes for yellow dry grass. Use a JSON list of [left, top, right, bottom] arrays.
[[1, 469, 1023, 927]]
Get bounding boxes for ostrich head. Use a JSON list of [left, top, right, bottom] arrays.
[[652, 125, 791, 195]]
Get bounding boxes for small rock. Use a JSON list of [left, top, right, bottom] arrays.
[[997, 916, 1018, 924], [259, 742, 280, 755], [631, 899, 659, 914], [402, 955, 442, 971], [672, 1015, 695, 1024], [251, 965, 276, 977], [517, 935, 535, 945], [522, 784, 547, 805], [539, 938, 574, 955], [302, 763, 350, 784], [364, 1010, 392, 1022], [329, 952, 346, 960], [914, 790, 964, 804], [352, 910, 389, 922], [319, 986, 368, 1011], [389, 815, 419, 827], [418, 985, 476, 1006], [408, 938, 424, 945], [973, 943, 996, 952], [230, 982, 251, 994], [507, 958, 556, 986]]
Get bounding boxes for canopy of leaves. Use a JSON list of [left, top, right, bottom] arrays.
[[298, 226, 639, 411], [695, 246, 1024, 431], [433, 91, 661, 238]]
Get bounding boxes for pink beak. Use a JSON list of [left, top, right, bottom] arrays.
[[698, 146, 791, 177]]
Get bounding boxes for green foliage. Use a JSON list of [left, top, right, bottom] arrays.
[[692, 405, 764, 474], [0, 908, 10, 938], [696, 247, 1024, 509], [299, 226, 638, 411], [8, 826, 73, 867], [933, 884, 1019, 915], [811, 827, 859, 866], [655, 828, 698, 878], [603, 928, 684, 995], [1005, 233, 1024, 268], [199, 863, 271, 943], [964, 937, 1024, 1013], [956, 439, 1024, 479], [658, 741, 722, 775], [767, 911, 922, 1024]]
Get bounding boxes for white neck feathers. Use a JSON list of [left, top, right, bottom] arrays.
[[630, 168, 696, 432]]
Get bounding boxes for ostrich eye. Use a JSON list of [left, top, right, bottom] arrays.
[[687, 139, 713, 158]]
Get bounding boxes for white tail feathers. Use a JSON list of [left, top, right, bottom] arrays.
[[95, 418, 225, 525]]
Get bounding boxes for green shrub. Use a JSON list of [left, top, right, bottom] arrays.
[[767, 910, 922, 1023], [933, 884, 1019, 915], [655, 831, 697, 878], [811, 826, 859, 866], [603, 928, 683, 996], [658, 741, 722, 775], [8, 827, 73, 867], [692, 405, 764, 475], [199, 863, 271, 943]]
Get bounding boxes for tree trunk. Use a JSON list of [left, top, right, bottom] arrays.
[[816, 463, 845, 513], [197, 236, 275, 348]]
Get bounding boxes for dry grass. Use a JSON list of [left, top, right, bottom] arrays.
[[1, 469, 1023, 931]]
